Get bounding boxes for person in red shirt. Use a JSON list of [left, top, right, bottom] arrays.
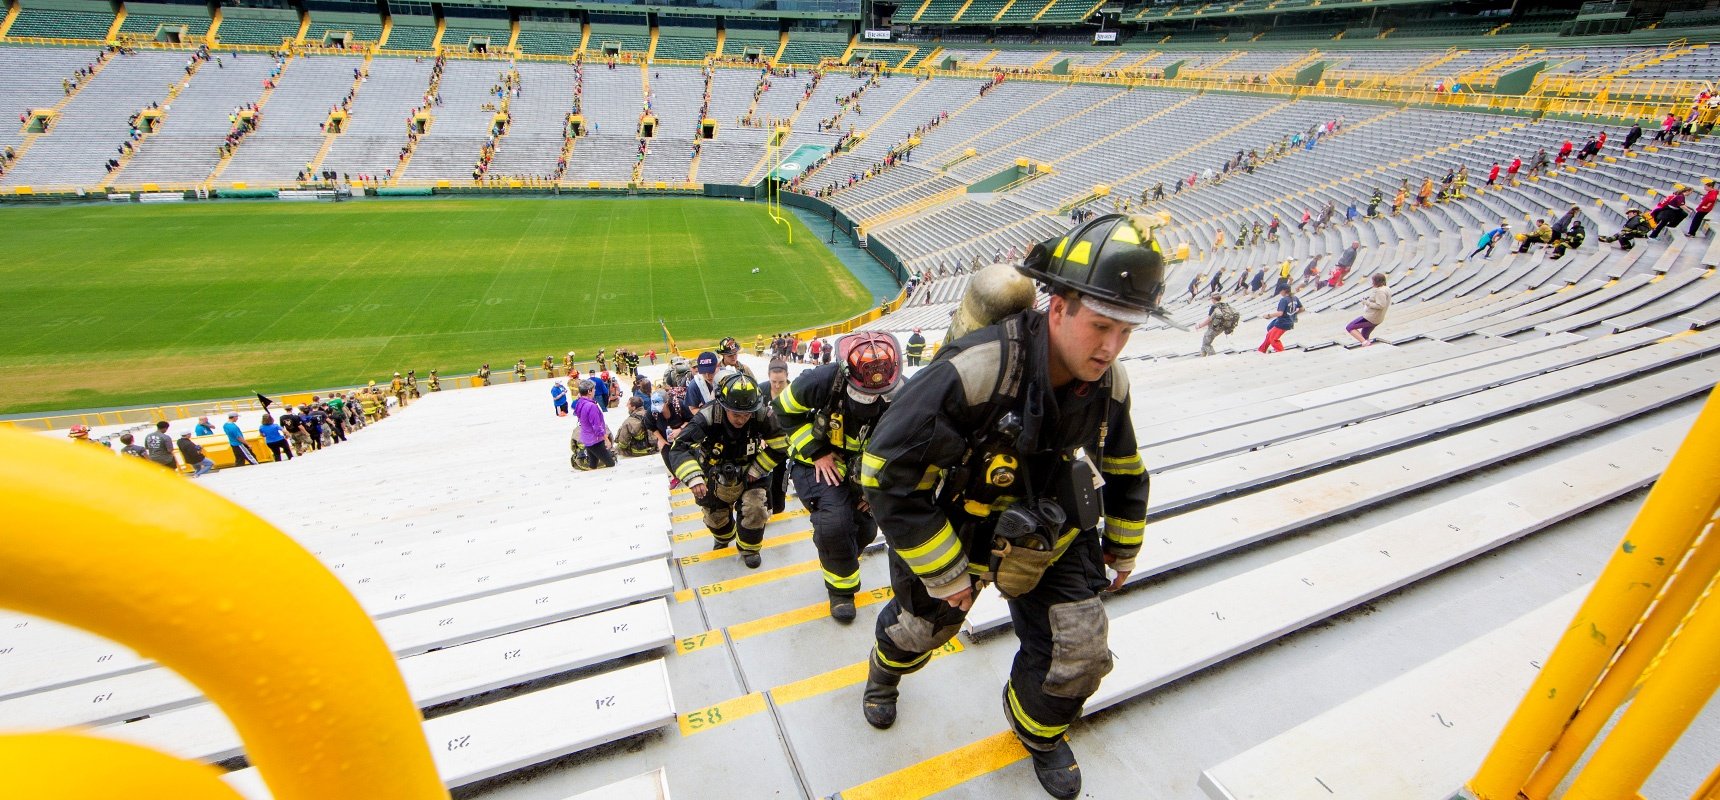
[[1556, 140, 1573, 165], [1507, 157, 1522, 181], [1487, 162, 1501, 186], [1686, 178, 1716, 237], [1649, 186, 1691, 239]]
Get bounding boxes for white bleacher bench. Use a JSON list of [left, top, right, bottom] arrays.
[[5, 598, 671, 731], [965, 351, 1720, 634], [1083, 417, 1690, 716], [278, 189, 337, 201], [94, 599, 674, 763], [0, 559, 672, 699], [218, 659, 675, 799], [1199, 587, 1588, 800]]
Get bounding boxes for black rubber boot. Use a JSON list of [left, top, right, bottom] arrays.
[[862, 658, 899, 729], [829, 592, 857, 624], [740, 550, 761, 569], [1003, 685, 1081, 799]]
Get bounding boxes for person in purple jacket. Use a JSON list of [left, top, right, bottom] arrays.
[[572, 379, 615, 469]]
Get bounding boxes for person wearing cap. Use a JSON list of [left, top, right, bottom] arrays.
[[591, 368, 611, 411], [1689, 178, 1717, 237], [67, 425, 109, 449], [774, 331, 903, 623], [668, 373, 786, 568], [717, 337, 754, 379], [222, 412, 260, 467], [854, 213, 1157, 799], [427, 369, 441, 392], [390, 372, 409, 408], [177, 431, 216, 477], [194, 415, 216, 436], [1600, 209, 1652, 250], [686, 351, 721, 411], [905, 328, 926, 367]]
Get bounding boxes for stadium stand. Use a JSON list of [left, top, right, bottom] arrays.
[[117, 51, 275, 186], [439, 7, 510, 55], [585, 12, 649, 56], [482, 61, 574, 179], [398, 59, 498, 181], [513, 20, 579, 56], [319, 55, 434, 179], [383, 12, 436, 52], [213, 8, 302, 48], [117, 1, 212, 40], [654, 15, 717, 62], [4, 1, 113, 40], [217, 53, 364, 186]]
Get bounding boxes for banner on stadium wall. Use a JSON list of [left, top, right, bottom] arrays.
[[1093, 31, 1118, 43], [863, 29, 891, 40], [659, 319, 679, 354]]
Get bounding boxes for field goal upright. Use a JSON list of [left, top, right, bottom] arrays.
[[763, 125, 793, 245]]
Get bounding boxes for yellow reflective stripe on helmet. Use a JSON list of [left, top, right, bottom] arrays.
[[1067, 240, 1093, 266], [777, 382, 810, 415], [823, 568, 861, 590], [1103, 516, 1145, 546], [1111, 223, 1141, 245], [1007, 684, 1070, 739], [673, 460, 704, 482], [915, 465, 943, 491], [1100, 453, 1145, 476], [874, 645, 934, 671], [1052, 237, 1069, 258], [859, 453, 886, 488], [896, 521, 961, 577]]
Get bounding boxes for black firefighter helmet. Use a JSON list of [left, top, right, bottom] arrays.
[[1019, 213, 1166, 323], [715, 372, 767, 415]]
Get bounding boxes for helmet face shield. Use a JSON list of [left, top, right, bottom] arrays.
[[839, 332, 902, 395]]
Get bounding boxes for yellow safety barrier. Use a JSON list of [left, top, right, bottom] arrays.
[[1464, 384, 1720, 800], [0, 426, 446, 800]]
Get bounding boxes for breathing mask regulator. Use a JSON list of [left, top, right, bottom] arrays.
[[964, 408, 1105, 599]]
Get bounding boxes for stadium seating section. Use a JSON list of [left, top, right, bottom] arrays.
[[215, 14, 302, 47]]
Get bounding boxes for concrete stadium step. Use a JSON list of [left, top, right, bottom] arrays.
[[1084, 415, 1689, 715], [1198, 586, 1587, 799], [219, 659, 675, 799], [0, 559, 671, 700], [1476, 274, 1656, 336], [95, 600, 674, 763], [1603, 271, 1720, 333], [1537, 267, 1708, 334], [3, 599, 672, 731], [1145, 327, 1720, 514], [1148, 328, 1658, 471], [963, 351, 1720, 634]]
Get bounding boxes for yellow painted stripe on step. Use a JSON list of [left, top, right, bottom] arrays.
[[672, 496, 699, 508], [1658, 329, 1698, 344], [676, 587, 898, 656], [672, 508, 809, 536], [677, 691, 767, 736], [673, 558, 822, 603], [679, 531, 813, 566], [674, 629, 724, 654], [770, 639, 963, 706], [837, 730, 1027, 800]]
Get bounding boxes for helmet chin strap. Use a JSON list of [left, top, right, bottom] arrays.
[[846, 385, 882, 405]]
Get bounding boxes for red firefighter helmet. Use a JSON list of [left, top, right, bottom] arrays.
[[839, 332, 901, 396]]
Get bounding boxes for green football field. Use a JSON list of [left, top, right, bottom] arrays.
[[0, 197, 873, 414]]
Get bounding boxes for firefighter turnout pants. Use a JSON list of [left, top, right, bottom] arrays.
[[791, 461, 878, 597], [871, 528, 1114, 751], [698, 477, 770, 553]]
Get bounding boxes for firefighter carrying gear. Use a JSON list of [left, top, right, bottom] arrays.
[[858, 211, 1160, 797], [774, 348, 898, 618], [667, 377, 785, 569]]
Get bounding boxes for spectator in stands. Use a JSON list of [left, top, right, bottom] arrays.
[[177, 431, 215, 477], [258, 415, 291, 462], [1185, 273, 1203, 303], [1417, 176, 1434, 208], [1194, 293, 1236, 357], [1687, 178, 1717, 237], [1346, 274, 1392, 347], [572, 379, 615, 469], [1623, 123, 1643, 153], [142, 420, 177, 470], [1551, 220, 1586, 260], [1329, 243, 1359, 287], [223, 412, 259, 467], [194, 414, 215, 436], [1599, 209, 1651, 250], [1517, 219, 1553, 254], [1367, 188, 1383, 217], [1656, 111, 1679, 143], [551, 380, 570, 416], [1258, 285, 1303, 354], [1469, 222, 1509, 260], [1649, 186, 1691, 238], [1551, 205, 1582, 241], [118, 433, 149, 459], [1507, 157, 1522, 183]]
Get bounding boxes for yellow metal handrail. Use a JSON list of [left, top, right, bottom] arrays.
[[1465, 385, 1720, 800]]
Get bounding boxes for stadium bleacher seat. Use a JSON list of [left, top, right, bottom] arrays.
[[215, 12, 301, 47], [514, 22, 579, 56]]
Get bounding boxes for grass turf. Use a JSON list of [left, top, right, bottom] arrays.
[[0, 196, 873, 414]]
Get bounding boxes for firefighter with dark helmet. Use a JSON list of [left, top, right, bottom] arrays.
[[773, 331, 902, 624], [666, 372, 787, 569], [857, 214, 1158, 799], [717, 336, 754, 379]]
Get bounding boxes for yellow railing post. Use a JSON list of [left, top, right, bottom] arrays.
[[1466, 385, 1720, 799], [1562, 572, 1720, 800], [0, 426, 447, 800]]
